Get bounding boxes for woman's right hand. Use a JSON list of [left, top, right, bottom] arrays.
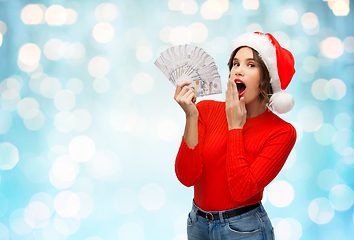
[[174, 80, 198, 118]]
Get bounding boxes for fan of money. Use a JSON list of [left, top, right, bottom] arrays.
[[154, 44, 222, 97]]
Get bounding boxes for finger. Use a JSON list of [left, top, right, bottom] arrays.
[[182, 89, 196, 103], [227, 80, 237, 102], [175, 80, 192, 98], [178, 86, 193, 99]]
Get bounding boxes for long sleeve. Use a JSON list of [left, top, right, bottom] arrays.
[[226, 123, 296, 202], [175, 101, 211, 187]]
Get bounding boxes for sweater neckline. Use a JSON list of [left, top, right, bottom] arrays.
[[244, 108, 272, 127]]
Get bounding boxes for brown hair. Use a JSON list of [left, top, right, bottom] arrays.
[[227, 47, 273, 104]]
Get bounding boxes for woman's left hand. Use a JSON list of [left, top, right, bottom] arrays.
[[225, 79, 247, 130]]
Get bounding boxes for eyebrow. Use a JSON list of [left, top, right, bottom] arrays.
[[233, 57, 256, 61]]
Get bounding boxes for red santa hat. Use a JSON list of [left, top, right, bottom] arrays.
[[229, 32, 295, 114]]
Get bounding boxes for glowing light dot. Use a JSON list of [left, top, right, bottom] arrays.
[[297, 106, 323, 132], [44, 39, 65, 60], [308, 198, 334, 224], [65, 9, 77, 24], [76, 193, 93, 219], [303, 56, 319, 73], [125, 28, 146, 49], [24, 201, 51, 229], [247, 23, 263, 33], [268, 181, 294, 208], [329, 184, 354, 211], [0, 142, 19, 170], [311, 79, 328, 100], [324, 78, 346, 100], [0, 109, 12, 134], [334, 112, 352, 130], [181, 0, 198, 15], [1, 90, 20, 111], [0, 77, 21, 94], [51, 155, 79, 182], [132, 73, 154, 94], [95, 3, 119, 22], [139, 183, 166, 210], [136, 46, 153, 62], [88, 56, 109, 78], [93, 77, 110, 93], [282, 9, 298, 25], [92, 22, 114, 43], [200, 0, 225, 19], [40, 77, 62, 99], [53, 214, 81, 235], [332, 0, 350, 16], [69, 136, 96, 162], [332, 129, 353, 156], [9, 209, 33, 235], [188, 22, 208, 43], [344, 36, 354, 53], [159, 26, 172, 43], [54, 191, 80, 217], [321, 37, 344, 59], [21, 4, 44, 24], [54, 90, 76, 111], [18, 43, 41, 66], [275, 218, 302, 240], [86, 150, 122, 180], [17, 98, 39, 119], [168, 0, 183, 10], [24, 110, 45, 131], [0, 20, 7, 35], [243, 0, 259, 10], [0, 223, 9, 239], [54, 111, 75, 133], [170, 26, 191, 45], [301, 12, 318, 29], [45, 5, 67, 26]]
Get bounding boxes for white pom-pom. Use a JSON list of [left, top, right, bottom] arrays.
[[269, 91, 295, 114]]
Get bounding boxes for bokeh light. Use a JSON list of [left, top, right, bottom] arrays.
[[0, 142, 19, 170], [321, 37, 344, 59]]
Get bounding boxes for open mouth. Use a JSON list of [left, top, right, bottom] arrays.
[[234, 79, 246, 97]]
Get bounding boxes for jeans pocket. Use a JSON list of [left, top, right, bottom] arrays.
[[187, 212, 195, 228], [226, 214, 263, 236]]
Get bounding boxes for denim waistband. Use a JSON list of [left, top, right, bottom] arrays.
[[192, 201, 265, 223]]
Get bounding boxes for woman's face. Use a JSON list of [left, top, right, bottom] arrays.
[[229, 47, 261, 106]]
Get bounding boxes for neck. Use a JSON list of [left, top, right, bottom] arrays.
[[246, 101, 267, 118]]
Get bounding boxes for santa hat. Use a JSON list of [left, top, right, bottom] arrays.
[[229, 32, 295, 114]]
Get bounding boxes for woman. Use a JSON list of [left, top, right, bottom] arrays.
[[174, 32, 297, 240]]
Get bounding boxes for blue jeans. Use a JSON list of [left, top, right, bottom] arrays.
[[187, 201, 274, 240]]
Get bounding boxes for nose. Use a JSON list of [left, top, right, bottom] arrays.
[[235, 65, 244, 77]]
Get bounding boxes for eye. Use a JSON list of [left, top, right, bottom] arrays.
[[233, 62, 240, 66], [248, 63, 256, 67]]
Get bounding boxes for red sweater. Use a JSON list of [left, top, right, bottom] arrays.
[[175, 100, 296, 212]]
